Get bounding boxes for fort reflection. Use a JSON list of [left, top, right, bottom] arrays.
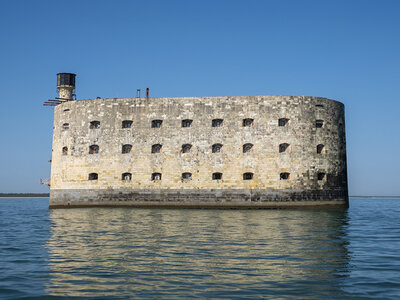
[[46, 208, 350, 298]]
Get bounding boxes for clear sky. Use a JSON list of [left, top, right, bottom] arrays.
[[0, 0, 399, 195]]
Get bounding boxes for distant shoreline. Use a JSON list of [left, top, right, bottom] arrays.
[[0, 194, 49, 198], [350, 196, 400, 199], [0, 194, 399, 199]]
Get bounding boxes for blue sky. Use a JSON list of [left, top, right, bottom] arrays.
[[0, 0, 399, 195]]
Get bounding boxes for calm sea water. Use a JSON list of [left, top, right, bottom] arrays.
[[0, 198, 399, 299]]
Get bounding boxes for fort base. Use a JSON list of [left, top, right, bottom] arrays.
[[49, 189, 349, 209]]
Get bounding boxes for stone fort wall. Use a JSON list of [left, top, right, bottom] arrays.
[[49, 95, 348, 208]]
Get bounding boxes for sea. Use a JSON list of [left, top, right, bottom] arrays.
[[0, 197, 399, 299]]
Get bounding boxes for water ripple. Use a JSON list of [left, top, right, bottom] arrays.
[[0, 198, 400, 299]]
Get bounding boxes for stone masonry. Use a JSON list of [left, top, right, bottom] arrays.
[[49, 95, 348, 208]]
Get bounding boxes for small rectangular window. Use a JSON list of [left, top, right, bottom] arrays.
[[316, 120, 324, 128]]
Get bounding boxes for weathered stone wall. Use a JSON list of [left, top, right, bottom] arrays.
[[49, 95, 348, 208]]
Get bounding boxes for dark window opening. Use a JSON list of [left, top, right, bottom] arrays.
[[88, 173, 98, 180], [182, 119, 193, 128], [278, 118, 289, 127], [152, 144, 162, 153], [122, 120, 133, 128], [212, 119, 223, 127], [62, 146, 68, 155], [122, 144, 132, 154], [182, 144, 192, 153], [152, 173, 162, 181], [90, 121, 100, 129], [316, 120, 324, 128], [122, 173, 132, 181], [63, 109, 70, 112], [243, 172, 254, 180], [62, 123, 69, 130], [317, 144, 325, 154], [212, 143, 223, 153], [279, 143, 290, 153], [315, 104, 324, 108], [243, 118, 254, 127], [212, 172, 222, 180], [89, 145, 99, 154], [152, 120, 163, 128], [243, 143, 253, 153], [317, 172, 326, 181], [182, 172, 192, 180], [280, 172, 290, 180]]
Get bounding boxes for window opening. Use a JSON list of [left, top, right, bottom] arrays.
[[62, 123, 69, 130], [90, 121, 100, 129], [89, 145, 99, 154], [152, 120, 163, 128], [152, 144, 162, 153], [122, 144, 132, 154], [212, 172, 222, 180], [62, 146, 68, 155], [317, 144, 325, 154], [212, 119, 223, 127], [316, 120, 324, 128], [315, 104, 324, 108], [88, 173, 98, 180], [278, 118, 289, 127], [243, 118, 254, 127], [317, 172, 326, 181], [182, 144, 192, 153], [279, 143, 290, 153], [182, 119, 193, 128], [243, 172, 254, 180], [243, 143, 253, 153], [280, 172, 290, 180], [182, 172, 192, 180], [122, 120, 133, 128], [212, 143, 223, 153], [122, 173, 132, 181], [152, 173, 162, 181]]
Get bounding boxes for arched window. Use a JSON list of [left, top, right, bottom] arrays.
[[280, 172, 290, 180], [316, 120, 324, 128], [122, 144, 132, 154], [88, 173, 98, 180], [152, 144, 162, 153], [212, 143, 223, 153], [122, 173, 132, 181], [279, 143, 290, 153], [152, 120, 163, 128], [243, 118, 254, 127], [182, 144, 192, 153], [182, 172, 192, 180], [152, 173, 162, 181], [62, 146, 68, 156], [212, 172, 222, 180], [89, 145, 99, 154], [212, 119, 223, 127], [62, 123, 69, 130], [243, 143, 253, 153], [243, 172, 253, 180], [278, 118, 289, 127], [122, 120, 133, 128], [317, 144, 325, 154], [317, 172, 326, 181], [182, 119, 193, 128], [90, 121, 100, 129]]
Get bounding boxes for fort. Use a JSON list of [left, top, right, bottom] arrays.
[[48, 73, 348, 208]]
